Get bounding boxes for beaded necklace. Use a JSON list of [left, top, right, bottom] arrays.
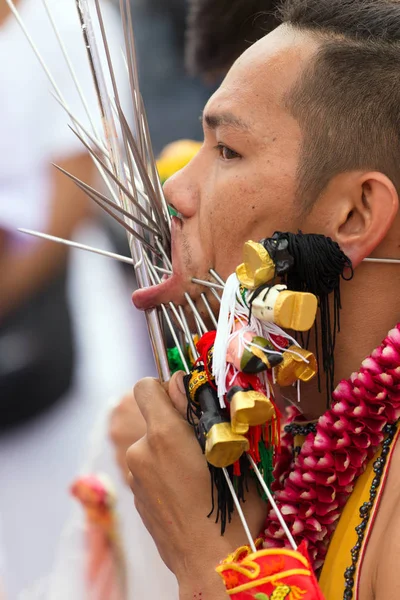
[[262, 324, 400, 571]]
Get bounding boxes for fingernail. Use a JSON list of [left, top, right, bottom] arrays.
[[176, 372, 186, 396]]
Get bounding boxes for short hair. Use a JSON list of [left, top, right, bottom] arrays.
[[185, 0, 280, 80], [280, 0, 400, 210]]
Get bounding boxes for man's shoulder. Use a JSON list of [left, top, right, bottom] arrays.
[[373, 497, 400, 599], [360, 434, 400, 599]]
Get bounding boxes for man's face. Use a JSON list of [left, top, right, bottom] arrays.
[[133, 27, 318, 314]]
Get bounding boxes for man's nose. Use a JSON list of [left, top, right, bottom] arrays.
[[163, 165, 198, 219]]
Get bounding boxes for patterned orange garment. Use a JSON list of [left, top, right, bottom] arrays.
[[217, 542, 325, 599]]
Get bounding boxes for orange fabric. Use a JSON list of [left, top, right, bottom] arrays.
[[217, 542, 325, 599]]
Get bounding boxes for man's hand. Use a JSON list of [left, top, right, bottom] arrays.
[[126, 373, 268, 600], [109, 392, 147, 484]]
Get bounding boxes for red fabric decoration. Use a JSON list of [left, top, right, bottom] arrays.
[[217, 541, 325, 599]]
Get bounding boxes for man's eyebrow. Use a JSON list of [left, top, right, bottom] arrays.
[[201, 110, 251, 132]]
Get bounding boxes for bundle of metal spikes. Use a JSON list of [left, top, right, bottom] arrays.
[[8, 0, 297, 554]]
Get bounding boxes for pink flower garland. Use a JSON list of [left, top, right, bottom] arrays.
[[263, 324, 400, 570]]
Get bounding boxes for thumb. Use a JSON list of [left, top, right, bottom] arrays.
[[168, 370, 188, 418]]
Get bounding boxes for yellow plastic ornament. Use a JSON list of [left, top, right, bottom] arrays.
[[275, 346, 318, 387], [205, 423, 250, 468], [236, 241, 275, 290], [249, 286, 318, 332], [228, 390, 276, 435]]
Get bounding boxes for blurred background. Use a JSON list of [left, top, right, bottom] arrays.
[[0, 0, 277, 597]]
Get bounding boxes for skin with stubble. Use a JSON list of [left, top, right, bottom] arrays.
[[115, 25, 400, 600]]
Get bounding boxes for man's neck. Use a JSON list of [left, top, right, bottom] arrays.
[[294, 261, 400, 419]]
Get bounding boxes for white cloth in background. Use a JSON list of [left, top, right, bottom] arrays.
[[0, 226, 178, 599], [0, 0, 128, 248], [46, 398, 178, 600]]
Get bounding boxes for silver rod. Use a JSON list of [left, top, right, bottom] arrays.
[[222, 468, 257, 553], [42, 0, 100, 139], [5, 0, 65, 104], [247, 455, 297, 551], [145, 264, 190, 374], [50, 91, 108, 157], [54, 164, 161, 238], [68, 125, 161, 230], [185, 294, 208, 335], [167, 303, 187, 337], [92, 0, 144, 231], [363, 257, 400, 265], [51, 90, 146, 219], [191, 278, 224, 291], [18, 229, 134, 265], [161, 305, 190, 375], [193, 316, 203, 338], [72, 2, 171, 383], [153, 265, 173, 275], [209, 287, 222, 303], [156, 239, 173, 269], [143, 255, 187, 335], [201, 293, 218, 329], [179, 306, 198, 359], [117, 107, 171, 242], [139, 97, 170, 226], [119, 0, 144, 158], [209, 269, 225, 286], [73, 185, 161, 257], [51, 90, 156, 210]]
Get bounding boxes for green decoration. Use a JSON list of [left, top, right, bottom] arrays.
[[168, 205, 179, 218], [257, 440, 274, 501], [167, 346, 187, 374]]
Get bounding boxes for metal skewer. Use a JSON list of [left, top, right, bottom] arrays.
[[13, 0, 313, 553], [192, 278, 224, 291], [248, 455, 297, 551], [209, 269, 226, 286], [18, 229, 134, 265]]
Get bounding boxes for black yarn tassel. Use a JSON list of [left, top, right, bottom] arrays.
[[272, 231, 353, 405], [208, 457, 250, 535]]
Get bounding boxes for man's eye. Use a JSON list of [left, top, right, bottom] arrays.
[[215, 144, 241, 160]]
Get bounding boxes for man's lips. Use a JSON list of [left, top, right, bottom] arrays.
[[132, 217, 184, 310], [132, 272, 183, 310]]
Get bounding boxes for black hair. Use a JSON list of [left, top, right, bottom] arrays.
[[280, 0, 400, 208], [185, 0, 280, 81]]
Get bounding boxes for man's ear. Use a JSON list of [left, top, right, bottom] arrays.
[[333, 172, 399, 267]]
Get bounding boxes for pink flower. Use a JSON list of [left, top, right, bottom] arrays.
[[314, 430, 335, 451], [315, 501, 339, 517], [388, 326, 400, 347], [263, 323, 400, 572]]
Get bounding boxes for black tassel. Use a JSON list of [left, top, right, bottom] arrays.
[[265, 231, 353, 405], [208, 456, 250, 535]]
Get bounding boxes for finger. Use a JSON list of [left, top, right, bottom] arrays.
[[126, 436, 148, 484], [115, 450, 131, 486], [133, 377, 182, 427], [168, 371, 188, 418]]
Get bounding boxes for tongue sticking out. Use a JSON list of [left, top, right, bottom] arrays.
[[133, 217, 186, 310], [132, 272, 182, 310]]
